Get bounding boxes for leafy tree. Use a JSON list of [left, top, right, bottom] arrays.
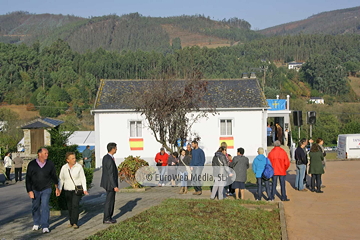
[[122, 78, 215, 152], [172, 37, 182, 50], [341, 120, 360, 134], [300, 54, 349, 95], [0, 108, 23, 151], [312, 113, 341, 145]]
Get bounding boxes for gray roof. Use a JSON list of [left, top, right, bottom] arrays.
[[21, 118, 64, 129], [94, 79, 268, 110]]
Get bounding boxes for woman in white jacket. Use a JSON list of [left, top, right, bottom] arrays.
[[4, 152, 12, 180], [58, 152, 88, 229]]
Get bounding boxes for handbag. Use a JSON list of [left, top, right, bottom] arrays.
[[180, 157, 192, 179], [68, 169, 84, 196]]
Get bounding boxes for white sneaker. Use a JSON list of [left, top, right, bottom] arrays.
[[42, 228, 50, 233], [32, 225, 39, 231], [161, 183, 165, 186]]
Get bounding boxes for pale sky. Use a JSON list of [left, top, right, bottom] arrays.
[[0, 0, 359, 30]]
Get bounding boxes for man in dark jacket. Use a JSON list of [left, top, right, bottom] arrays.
[[230, 148, 249, 200], [295, 139, 308, 191], [100, 142, 119, 224], [190, 140, 205, 195], [26, 148, 59, 233]]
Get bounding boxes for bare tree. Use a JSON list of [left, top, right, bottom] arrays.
[[122, 78, 216, 152]]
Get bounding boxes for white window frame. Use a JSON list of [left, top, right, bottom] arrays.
[[129, 120, 142, 138], [219, 118, 234, 136]]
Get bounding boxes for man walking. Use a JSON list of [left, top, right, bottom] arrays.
[[190, 140, 205, 195], [100, 142, 119, 224], [26, 148, 60, 233], [82, 145, 92, 168], [268, 140, 290, 201], [12, 154, 23, 182]]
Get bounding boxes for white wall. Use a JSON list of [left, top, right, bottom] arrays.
[[94, 109, 268, 168]]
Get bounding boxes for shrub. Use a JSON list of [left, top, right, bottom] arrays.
[[118, 156, 149, 188]]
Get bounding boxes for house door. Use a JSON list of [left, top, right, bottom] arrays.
[[30, 129, 44, 154]]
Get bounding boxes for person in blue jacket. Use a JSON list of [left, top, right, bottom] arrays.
[[190, 140, 205, 195], [252, 147, 272, 201]]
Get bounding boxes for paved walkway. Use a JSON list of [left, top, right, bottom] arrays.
[[1, 160, 359, 239], [284, 160, 360, 240]]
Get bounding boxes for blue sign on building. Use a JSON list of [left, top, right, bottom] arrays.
[[267, 99, 287, 111]]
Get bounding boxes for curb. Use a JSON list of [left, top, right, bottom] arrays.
[[278, 202, 288, 240], [119, 188, 147, 193]]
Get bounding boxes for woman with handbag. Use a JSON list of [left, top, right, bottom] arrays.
[[178, 149, 191, 194], [58, 152, 88, 229]]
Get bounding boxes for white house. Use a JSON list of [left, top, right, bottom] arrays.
[[309, 97, 324, 104], [91, 79, 270, 168], [288, 61, 304, 71]]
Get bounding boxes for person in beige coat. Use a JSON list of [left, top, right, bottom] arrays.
[[12, 154, 23, 182]]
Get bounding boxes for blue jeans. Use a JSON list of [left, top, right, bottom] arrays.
[[272, 175, 287, 200], [295, 164, 306, 190], [32, 188, 52, 228], [158, 167, 167, 184], [192, 167, 203, 192], [179, 171, 188, 187], [257, 178, 271, 200]]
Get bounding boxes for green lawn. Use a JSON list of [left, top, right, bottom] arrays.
[[87, 199, 281, 240]]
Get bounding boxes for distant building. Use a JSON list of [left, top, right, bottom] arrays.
[[309, 97, 324, 104], [288, 61, 304, 71]]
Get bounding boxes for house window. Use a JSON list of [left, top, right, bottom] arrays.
[[130, 121, 142, 137], [220, 119, 232, 135]]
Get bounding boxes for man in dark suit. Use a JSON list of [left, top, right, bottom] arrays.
[[100, 142, 119, 224]]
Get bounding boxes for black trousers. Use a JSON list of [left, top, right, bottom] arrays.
[[5, 168, 11, 180], [15, 168, 22, 181], [64, 190, 82, 225], [311, 174, 322, 191], [103, 190, 116, 222]]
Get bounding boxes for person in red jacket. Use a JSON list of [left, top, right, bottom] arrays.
[[268, 140, 290, 201], [155, 148, 169, 186]]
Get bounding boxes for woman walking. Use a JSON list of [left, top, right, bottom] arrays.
[[309, 144, 324, 193], [4, 152, 12, 181], [58, 152, 88, 229]]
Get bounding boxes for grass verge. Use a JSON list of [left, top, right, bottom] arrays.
[[87, 199, 281, 240]]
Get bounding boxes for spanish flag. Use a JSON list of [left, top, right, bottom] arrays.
[[129, 138, 144, 150], [219, 137, 234, 149]]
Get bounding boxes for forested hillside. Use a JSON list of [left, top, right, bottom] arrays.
[[0, 12, 261, 53], [1, 8, 360, 150], [259, 6, 360, 36]]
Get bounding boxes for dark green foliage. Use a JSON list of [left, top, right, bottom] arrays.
[[341, 120, 360, 134], [118, 156, 149, 188], [172, 37, 182, 50], [301, 54, 349, 95]]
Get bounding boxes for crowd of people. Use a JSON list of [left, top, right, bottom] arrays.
[[153, 136, 326, 202], [11, 135, 326, 233]]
